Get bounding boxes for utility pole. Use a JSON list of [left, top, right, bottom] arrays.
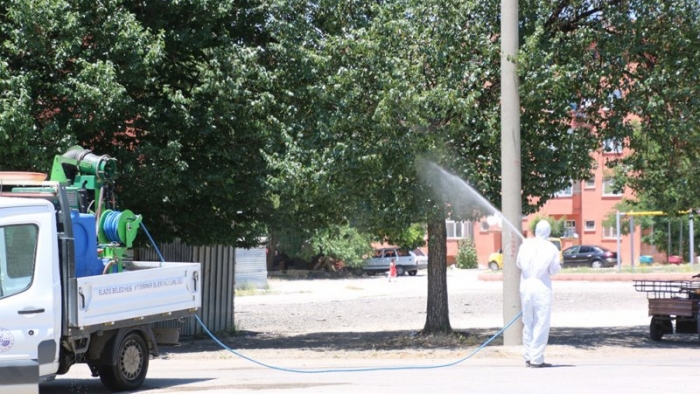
[[501, 0, 523, 346]]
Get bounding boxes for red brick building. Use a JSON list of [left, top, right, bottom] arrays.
[[446, 142, 665, 268]]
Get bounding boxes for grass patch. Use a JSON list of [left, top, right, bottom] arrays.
[[560, 263, 698, 274], [622, 264, 696, 273], [234, 282, 271, 296]]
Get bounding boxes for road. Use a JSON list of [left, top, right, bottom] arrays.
[[40, 269, 700, 394]]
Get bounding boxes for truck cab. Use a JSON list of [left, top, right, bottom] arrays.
[[0, 198, 61, 392], [0, 150, 201, 393]]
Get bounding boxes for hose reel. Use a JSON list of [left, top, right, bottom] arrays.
[[98, 209, 142, 273]]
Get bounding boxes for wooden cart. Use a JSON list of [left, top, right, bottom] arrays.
[[633, 280, 700, 341]]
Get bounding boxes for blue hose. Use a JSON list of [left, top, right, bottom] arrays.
[[144, 225, 521, 373], [193, 313, 522, 373], [102, 211, 122, 243]]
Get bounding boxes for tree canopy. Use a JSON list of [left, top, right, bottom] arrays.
[[611, 2, 700, 215], [2, 0, 699, 334], [1, 0, 277, 246]]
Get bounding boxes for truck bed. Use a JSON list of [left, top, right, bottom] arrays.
[[73, 262, 201, 329]]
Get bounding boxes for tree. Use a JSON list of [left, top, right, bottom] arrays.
[[4, 0, 695, 337], [609, 2, 700, 214], [528, 215, 567, 238], [266, 0, 637, 334], [0, 0, 279, 247]]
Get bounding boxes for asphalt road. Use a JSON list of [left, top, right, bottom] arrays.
[[40, 269, 700, 394]]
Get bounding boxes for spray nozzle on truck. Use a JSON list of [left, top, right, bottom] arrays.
[[0, 146, 202, 393]]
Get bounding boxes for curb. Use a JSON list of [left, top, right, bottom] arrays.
[[478, 272, 698, 282]]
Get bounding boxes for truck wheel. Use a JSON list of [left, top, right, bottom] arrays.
[[649, 316, 670, 342], [98, 332, 149, 392]]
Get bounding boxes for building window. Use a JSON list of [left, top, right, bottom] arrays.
[[585, 220, 595, 232], [603, 226, 617, 239], [603, 139, 623, 154], [584, 176, 595, 189], [564, 220, 576, 237], [446, 220, 465, 239], [554, 181, 573, 197], [602, 177, 623, 196]]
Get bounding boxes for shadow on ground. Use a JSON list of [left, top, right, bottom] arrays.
[[161, 325, 699, 356], [549, 325, 699, 349]]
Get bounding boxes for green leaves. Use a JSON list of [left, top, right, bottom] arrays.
[[2, 0, 698, 252], [613, 1, 700, 215]]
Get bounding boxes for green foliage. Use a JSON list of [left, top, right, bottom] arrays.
[[528, 215, 566, 237], [611, 2, 700, 215], [600, 197, 697, 259], [2, 1, 698, 277], [381, 224, 427, 251], [283, 225, 373, 269], [0, 0, 276, 247], [642, 216, 699, 263], [601, 199, 656, 235], [455, 238, 478, 269]]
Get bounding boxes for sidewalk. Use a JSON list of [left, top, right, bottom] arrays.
[[478, 271, 699, 282]]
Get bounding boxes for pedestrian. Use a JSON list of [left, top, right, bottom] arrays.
[[516, 220, 561, 368], [388, 258, 397, 282]]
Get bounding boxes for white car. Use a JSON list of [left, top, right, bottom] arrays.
[[362, 247, 428, 276]]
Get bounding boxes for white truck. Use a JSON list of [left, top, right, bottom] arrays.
[[0, 149, 201, 393]]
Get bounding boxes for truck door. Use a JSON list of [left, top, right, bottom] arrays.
[[0, 202, 61, 391]]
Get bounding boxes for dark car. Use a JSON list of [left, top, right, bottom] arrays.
[[562, 245, 617, 268]]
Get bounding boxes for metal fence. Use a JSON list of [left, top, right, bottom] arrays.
[[136, 241, 245, 337]]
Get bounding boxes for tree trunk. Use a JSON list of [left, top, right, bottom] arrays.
[[422, 217, 452, 334], [266, 230, 277, 272]]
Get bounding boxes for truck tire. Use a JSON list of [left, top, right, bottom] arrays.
[[98, 331, 149, 392], [649, 315, 671, 342]]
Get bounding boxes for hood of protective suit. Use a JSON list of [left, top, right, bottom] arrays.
[[535, 220, 551, 239]]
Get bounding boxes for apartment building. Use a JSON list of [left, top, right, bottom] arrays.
[[445, 140, 662, 268]]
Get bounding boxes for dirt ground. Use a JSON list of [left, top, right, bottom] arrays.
[[161, 268, 700, 363]]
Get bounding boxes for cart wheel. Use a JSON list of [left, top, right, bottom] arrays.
[[650, 316, 670, 341]]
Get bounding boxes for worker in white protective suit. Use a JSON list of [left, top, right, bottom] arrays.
[[516, 220, 561, 368]]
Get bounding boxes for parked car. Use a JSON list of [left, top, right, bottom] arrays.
[[487, 237, 563, 271], [362, 247, 428, 276], [488, 249, 503, 271], [562, 245, 617, 268]]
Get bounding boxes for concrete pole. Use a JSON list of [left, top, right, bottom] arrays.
[[630, 216, 635, 270], [501, 0, 522, 346], [668, 221, 671, 263], [680, 218, 683, 257], [689, 215, 695, 268], [616, 211, 621, 272]]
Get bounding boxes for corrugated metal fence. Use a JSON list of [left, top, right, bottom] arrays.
[[234, 248, 268, 290], [135, 241, 267, 337]]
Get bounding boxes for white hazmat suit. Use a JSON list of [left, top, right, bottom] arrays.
[[516, 220, 561, 367]]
